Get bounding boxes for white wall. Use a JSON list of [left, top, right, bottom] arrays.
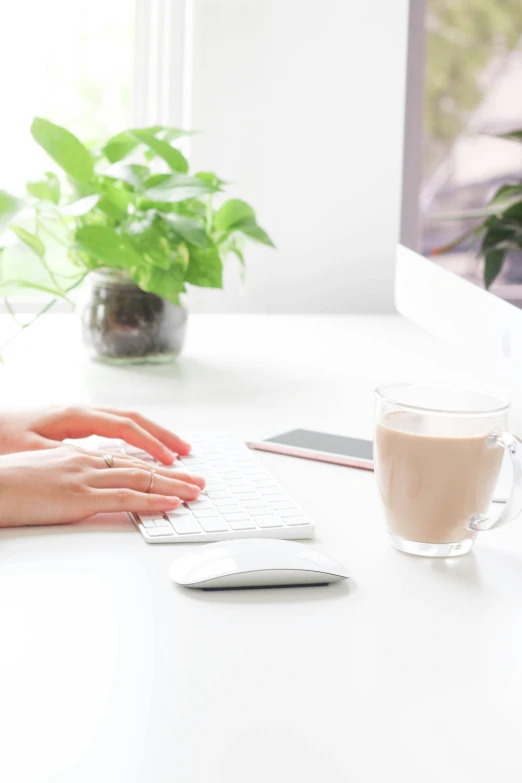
[[185, 0, 410, 313]]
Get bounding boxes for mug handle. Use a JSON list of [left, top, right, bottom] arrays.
[[468, 432, 522, 533]]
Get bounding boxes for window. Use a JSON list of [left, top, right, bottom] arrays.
[[0, 0, 136, 312]]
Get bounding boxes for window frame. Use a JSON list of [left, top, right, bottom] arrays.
[[3, 0, 191, 315]]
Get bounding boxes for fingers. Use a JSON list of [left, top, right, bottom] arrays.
[[97, 408, 191, 456], [91, 468, 203, 501], [90, 489, 183, 515], [77, 411, 177, 465], [90, 454, 205, 489]]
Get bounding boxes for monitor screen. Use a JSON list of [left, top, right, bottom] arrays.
[[415, 1, 522, 308]]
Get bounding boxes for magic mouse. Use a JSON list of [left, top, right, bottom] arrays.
[[170, 539, 351, 590]]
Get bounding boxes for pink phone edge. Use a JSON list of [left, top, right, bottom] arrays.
[[245, 440, 374, 471]]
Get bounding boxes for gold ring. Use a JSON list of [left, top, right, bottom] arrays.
[[102, 454, 114, 468], [146, 469, 156, 493]]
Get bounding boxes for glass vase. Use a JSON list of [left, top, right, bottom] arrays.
[[82, 270, 187, 364]]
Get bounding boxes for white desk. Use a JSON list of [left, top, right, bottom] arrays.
[[1, 314, 522, 783]]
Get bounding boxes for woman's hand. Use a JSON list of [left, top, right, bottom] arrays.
[[0, 406, 190, 464], [0, 446, 205, 527]]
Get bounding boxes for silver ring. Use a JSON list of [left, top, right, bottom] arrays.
[[102, 454, 114, 469], [146, 469, 157, 493]]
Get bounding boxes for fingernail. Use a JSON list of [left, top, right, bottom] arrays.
[[188, 484, 201, 495], [166, 497, 181, 508]]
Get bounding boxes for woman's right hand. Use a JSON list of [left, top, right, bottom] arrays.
[[0, 446, 206, 528]]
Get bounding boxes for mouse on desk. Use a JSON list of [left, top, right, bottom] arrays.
[[169, 539, 351, 590]]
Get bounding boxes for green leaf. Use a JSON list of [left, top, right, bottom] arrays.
[[481, 219, 515, 253], [489, 184, 522, 205], [497, 130, 522, 143], [162, 213, 209, 248], [96, 182, 132, 221], [431, 195, 522, 221], [103, 126, 190, 163], [10, 225, 45, 257], [144, 173, 217, 203], [232, 217, 275, 247], [143, 173, 172, 189], [484, 248, 506, 289], [195, 171, 226, 189], [122, 216, 177, 271], [31, 117, 93, 182], [62, 194, 100, 216], [104, 163, 149, 189], [158, 127, 192, 143], [186, 245, 223, 288], [214, 199, 255, 231], [129, 129, 189, 173], [27, 172, 61, 204], [75, 225, 142, 269], [502, 200, 522, 221], [103, 131, 140, 163], [0, 191, 23, 232], [131, 261, 186, 305]]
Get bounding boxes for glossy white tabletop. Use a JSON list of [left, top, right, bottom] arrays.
[[1, 314, 522, 783]]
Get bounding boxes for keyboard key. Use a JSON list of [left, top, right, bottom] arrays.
[[284, 516, 311, 526], [226, 479, 251, 488], [141, 520, 157, 528], [245, 504, 272, 514], [219, 505, 242, 515], [186, 500, 213, 510], [228, 518, 256, 530], [198, 516, 228, 533], [223, 512, 250, 522], [207, 491, 232, 500], [169, 517, 202, 535], [233, 491, 259, 499], [241, 499, 267, 509], [138, 514, 167, 523], [257, 487, 282, 496], [146, 526, 175, 537], [253, 515, 283, 528], [212, 497, 234, 507], [193, 508, 222, 518], [277, 508, 303, 518], [251, 480, 278, 488], [270, 501, 298, 511], [171, 506, 191, 516]]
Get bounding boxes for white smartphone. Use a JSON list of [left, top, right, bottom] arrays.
[[246, 428, 374, 470]]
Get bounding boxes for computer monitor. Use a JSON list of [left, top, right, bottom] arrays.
[[395, 0, 522, 381]]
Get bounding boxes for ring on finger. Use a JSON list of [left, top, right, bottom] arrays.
[[102, 454, 115, 469], [146, 469, 157, 493]]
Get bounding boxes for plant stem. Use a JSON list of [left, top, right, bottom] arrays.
[[3, 298, 23, 327], [36, 218, 69, 248], [0, 272, 89, 356], [35, 210, 79, 303]]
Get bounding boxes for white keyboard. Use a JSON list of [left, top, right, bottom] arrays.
[[103, 431, 316, 544]]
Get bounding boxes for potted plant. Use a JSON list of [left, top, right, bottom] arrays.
[[0, 118, 274, 363], [432, 129, 522, 290]]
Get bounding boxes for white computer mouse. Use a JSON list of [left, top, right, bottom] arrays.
[[170, 539, 351, 590]]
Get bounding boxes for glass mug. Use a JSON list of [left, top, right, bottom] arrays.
[[374, 384, 522, 557]]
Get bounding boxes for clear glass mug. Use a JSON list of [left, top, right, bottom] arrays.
[[374, 384, 522, 557]]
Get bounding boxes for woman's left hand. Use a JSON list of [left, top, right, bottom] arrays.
[[0, 406, 191, 465]]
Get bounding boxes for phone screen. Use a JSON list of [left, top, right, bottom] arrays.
[[263, 429, 373, 461]]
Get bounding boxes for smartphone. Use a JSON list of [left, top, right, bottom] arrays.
[[246, 428, 374, 470]]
